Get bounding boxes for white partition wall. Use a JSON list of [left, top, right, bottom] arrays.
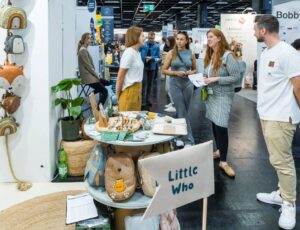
[[0, 0, 78, 182], [0, 0, 52, 182], [221, 14, 257, 85], [273, 0, 300, 44]]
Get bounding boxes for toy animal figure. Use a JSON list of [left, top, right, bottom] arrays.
[[105, 153, 136, 201], [0, 61, 24, 91]]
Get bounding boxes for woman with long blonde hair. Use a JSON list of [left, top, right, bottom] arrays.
[[116, 26, 145, 111], [203, 29, 240, 177]]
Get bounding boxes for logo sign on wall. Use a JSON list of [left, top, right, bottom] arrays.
[[273, 1, 300, 44], [87, 0, 96, 13], [140, 141, 214, 219]]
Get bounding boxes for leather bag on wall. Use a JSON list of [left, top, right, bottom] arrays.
[[1, 91, 21, 114]]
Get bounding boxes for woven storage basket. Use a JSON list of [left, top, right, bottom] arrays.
[[61, 139, 98, 176]]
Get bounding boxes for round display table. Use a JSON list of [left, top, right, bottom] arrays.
[[84, 113, 177, 230]]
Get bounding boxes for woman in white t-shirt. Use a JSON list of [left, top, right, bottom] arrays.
[[116, 27, 145, 111]]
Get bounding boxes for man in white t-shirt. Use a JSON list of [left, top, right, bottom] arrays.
[[254, 15, 300, 230]]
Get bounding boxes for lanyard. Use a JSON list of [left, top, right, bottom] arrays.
[[207, 59, 213, 78]]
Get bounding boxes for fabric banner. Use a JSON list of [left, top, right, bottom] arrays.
[[140, 141, 214, 219]]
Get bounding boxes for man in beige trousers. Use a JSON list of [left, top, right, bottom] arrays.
[[254, 15, 300, 230]]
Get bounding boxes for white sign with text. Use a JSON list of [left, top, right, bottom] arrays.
[[221, 14, 257, 85], [140, 141, 214, 219]]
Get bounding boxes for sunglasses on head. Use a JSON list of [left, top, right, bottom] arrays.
[[177, 31, 188, 35]]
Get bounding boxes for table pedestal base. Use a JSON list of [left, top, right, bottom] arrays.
[[114, 208, 145, 230]]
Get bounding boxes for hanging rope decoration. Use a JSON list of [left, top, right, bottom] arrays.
[[4, 135, 32, 191], [0, 0, 30, 191]]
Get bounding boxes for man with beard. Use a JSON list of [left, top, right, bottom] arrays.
[[254, 15, 300, 230]]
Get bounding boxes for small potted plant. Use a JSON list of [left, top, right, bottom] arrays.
[[51, 78, 84, 141]]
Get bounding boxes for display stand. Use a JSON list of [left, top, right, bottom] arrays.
[[84, 117, 176, 229], [105, 64, 119, 93]]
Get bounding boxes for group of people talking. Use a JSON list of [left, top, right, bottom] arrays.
[[114, 26, 241, 178], [77, 14, 300, 230]]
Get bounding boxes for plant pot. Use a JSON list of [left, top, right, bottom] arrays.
[[61, 117, 81, 141]]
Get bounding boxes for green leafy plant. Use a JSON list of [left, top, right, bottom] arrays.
[[51, 78, 84, 120]]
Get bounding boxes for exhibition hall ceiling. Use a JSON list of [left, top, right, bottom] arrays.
[[77, 0, 252, 31]]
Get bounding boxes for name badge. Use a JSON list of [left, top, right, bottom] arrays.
[[268, 61, 275, 67]]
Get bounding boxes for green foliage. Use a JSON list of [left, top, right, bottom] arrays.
[[51, 78, 84, 120]]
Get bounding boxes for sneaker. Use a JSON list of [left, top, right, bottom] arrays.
[[184, 144, 192, 149], [176, 140, 184, 147], [256, 190, 283, 206], [165, 103, 173, 108], [164, 106, 176, 113], [279, 201, 296, 230]]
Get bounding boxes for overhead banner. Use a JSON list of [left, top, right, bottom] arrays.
[[221, 14, 257, 86], [101, 6, 114, 43], [273, 1, 300, 44], [140, 141, 214, 219], [87, 0, 96, 13]]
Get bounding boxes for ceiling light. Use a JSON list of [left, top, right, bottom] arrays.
[[209, 10, 219, 13], [142, 1, 156, 3], [172, 6, 184, 9], [216, 1, 228, 5], [113, 6, 120, 8], [178, 1, 192, 4], [104, 1, 119, 3], [152, 10, 163, 12], [207, 6, 215, 9]]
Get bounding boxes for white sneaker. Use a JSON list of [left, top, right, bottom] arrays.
[[184, 144, 192, 149], [164, 106, 176, 113], [256, 190, 283, 206], [279, 201, 296, 230], [176, 140, 184, 147], [165, 103, 173, 108]]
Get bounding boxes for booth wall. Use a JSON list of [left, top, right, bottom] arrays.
[[0, 0, 52, 182], [0, 0, 77, 182]]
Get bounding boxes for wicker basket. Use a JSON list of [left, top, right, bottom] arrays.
[[61, 140, 98, 176]]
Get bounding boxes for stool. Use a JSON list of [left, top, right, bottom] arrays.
[[78, 84, 91, 97], [77, 82, 93, 113]]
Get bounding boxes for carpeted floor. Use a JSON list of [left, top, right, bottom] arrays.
[[0, 190, 83, 230]]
